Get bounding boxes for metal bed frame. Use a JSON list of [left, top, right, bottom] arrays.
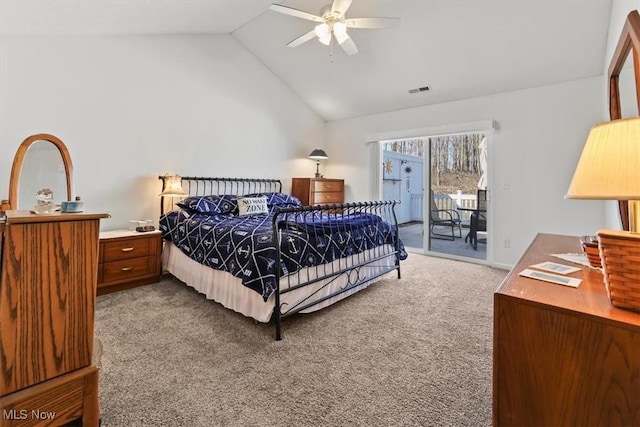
[[159, 176, 402, 340]]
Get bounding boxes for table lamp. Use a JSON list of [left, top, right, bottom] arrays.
[[308, 148, 328, 178], [159, 174, 186, 215], [566, 117, 640, 312]]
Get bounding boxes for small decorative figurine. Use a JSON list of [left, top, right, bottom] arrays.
[[34, 188, 55, 214]]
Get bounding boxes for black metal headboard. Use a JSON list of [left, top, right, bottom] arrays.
[[159, 176, 282, 215]]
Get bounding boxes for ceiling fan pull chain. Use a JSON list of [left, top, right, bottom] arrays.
[[329, 35, 334, 63]]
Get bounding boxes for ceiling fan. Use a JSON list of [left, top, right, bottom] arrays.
[[269, 0, 400, 56]]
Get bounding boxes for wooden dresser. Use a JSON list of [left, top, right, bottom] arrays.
[[97, 230, 162, 296], [0, 210, 108, 427], [291, 178, 344, 206], [493, 233, 640, 426]]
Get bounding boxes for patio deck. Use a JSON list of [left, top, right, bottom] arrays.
[[398, 221, 486, 260]]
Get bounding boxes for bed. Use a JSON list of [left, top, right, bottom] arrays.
[[158, 176, 407, 340]]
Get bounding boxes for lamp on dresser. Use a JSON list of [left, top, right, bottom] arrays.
[[308, 148, 328, 178], [566, 117, 640, 312]]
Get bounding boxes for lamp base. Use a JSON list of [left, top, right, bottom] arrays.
[[597, 229, 640, 312]]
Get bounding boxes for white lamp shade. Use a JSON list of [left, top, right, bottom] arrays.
[[314, 23, 329, 38], [333, 23, 348, 44], [318, 33, 331, 45], [333, 22, 347, 37], [566, 118, 640, 200], [159, 174, 186, 196]]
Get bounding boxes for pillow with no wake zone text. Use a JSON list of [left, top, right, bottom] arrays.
[[237, 196, 269, 216], [243, 192, 302, 208], [176, 194, 238, 215]]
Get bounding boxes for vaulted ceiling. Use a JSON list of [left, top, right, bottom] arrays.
[[1, 0, 613, 122]]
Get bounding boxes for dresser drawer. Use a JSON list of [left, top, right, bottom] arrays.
[[103, 238, 150, 262], [102, 257, 154, 283], [291, 178, 345, 206], [313, 180, 343, 192], [312, 192, 344, 204]]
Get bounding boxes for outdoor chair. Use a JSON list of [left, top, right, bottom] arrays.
[[465, 189, 487, 250], [430, 190, 462, 240]]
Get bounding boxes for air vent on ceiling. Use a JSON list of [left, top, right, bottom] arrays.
[[408, 85, 431, 94]]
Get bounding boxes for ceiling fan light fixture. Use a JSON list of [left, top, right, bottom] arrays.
[[318, 33, 332, 45], [314, 23, 330, 38], [270, 1, 400, 56], [333, 21, 348, 44], [333, 21, 347, 36]]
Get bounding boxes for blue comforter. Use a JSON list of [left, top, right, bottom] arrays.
[[160, 210, 407, 301]]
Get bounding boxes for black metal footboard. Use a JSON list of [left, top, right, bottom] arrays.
[[271, 201, 402, 340]]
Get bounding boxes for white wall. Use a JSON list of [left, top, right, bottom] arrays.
[[605, 1, 640, 70], [0, 34, 325, 230], [325, 76, 606, 268]]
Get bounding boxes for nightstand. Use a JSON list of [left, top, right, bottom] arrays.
[[97, 229, 162, 296], [291, 178, 344, 205]]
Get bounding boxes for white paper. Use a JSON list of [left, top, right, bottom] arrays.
[[550, 253, 591, 268], [529, 261, 581, 275], [518, 268, 581, 288]]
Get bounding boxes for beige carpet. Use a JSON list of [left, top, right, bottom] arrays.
[[94, 254, 508, 426]]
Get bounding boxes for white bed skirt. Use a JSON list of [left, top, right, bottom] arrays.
[[162, 242, 397, 323]]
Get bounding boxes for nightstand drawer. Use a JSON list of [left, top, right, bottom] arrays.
[[313, 180, 343, 192], [102, 257, 153, 283], [97, 230, 161, 295], [103, 238, 150, 262], [312, 192, 344, 204]]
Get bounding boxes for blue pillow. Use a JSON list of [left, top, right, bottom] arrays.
[[177, 195, 238, 215], [244, 192, 301, 208]]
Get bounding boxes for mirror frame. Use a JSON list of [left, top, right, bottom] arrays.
[[609, 10, 640, 231], [7, 133, 74, 210]]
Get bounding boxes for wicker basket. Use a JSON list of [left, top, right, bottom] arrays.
[[597, 230, 640, 313], [580, 235, 601, 269]]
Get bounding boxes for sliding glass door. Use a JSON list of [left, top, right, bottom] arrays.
[[381, 139, 425, 249], [381, 132, 488, 262], [427, 133, 487, 260]]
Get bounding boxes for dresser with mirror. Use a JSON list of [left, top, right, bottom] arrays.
[[0, 134, 108, 426]]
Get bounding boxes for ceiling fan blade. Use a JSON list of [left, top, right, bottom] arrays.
[[331, 0, 352, 16], [286, 30, 317, 48], [345, 17, 401, 29], [339, 34, 358, 56], [269, 4, 324, 23]]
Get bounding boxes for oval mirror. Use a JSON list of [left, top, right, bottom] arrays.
[[8, 134, 73, 210], [618, 53, 638, 118], [608, 10, 640, 230]]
